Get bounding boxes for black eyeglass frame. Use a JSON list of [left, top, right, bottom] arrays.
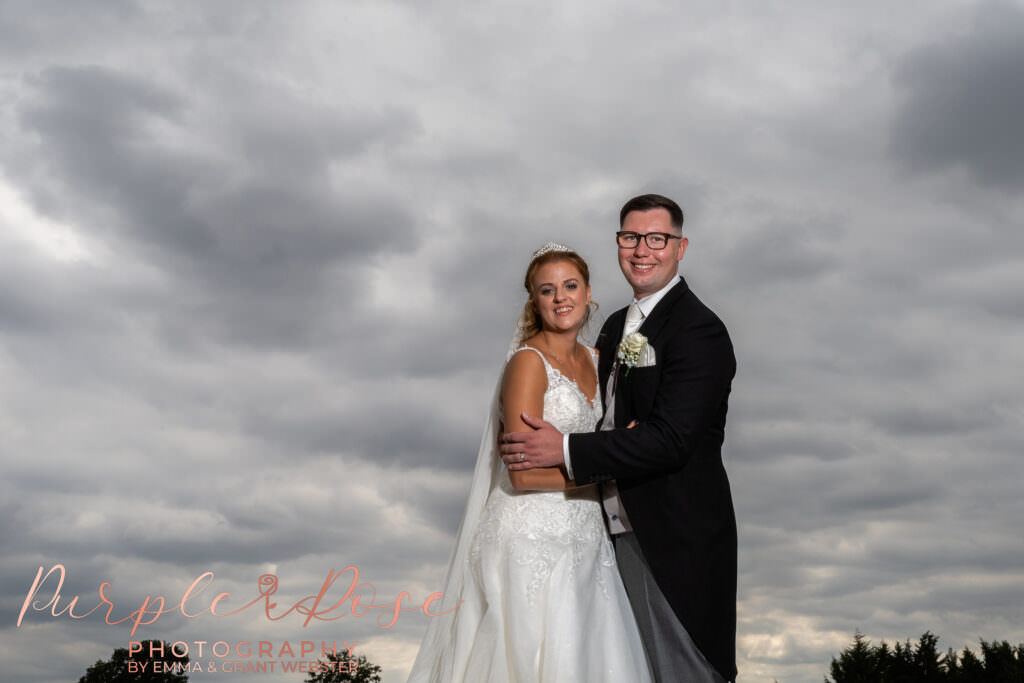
[[615, 231, 683, 249]]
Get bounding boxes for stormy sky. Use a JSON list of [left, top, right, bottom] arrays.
[[2, 1, 1023, 681]]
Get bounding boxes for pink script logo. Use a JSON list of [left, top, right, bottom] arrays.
[[18, 564, 459, 635]]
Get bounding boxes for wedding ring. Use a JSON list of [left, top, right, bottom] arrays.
[[519, 453, 525, 462]]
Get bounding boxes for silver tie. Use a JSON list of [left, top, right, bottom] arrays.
[[623, 301, 644, 337]]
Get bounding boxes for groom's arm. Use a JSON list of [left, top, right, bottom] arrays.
[[569, 313, 735, 484]]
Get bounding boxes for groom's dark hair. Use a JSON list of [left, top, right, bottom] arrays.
[[619, 193, 684, 231]]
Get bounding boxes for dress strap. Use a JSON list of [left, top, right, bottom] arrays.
[[514, 344, 553, 371]]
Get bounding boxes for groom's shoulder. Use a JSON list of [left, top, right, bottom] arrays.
[[669, 280, 731, 332]]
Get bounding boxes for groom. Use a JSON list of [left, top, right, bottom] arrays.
[[502, 193, 737, 682]]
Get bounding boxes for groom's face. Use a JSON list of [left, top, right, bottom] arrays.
[[618, 208, 688, 298]]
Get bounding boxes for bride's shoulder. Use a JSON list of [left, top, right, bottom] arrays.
[[507, 344, 547, 370], [502, 345, 549, 394]]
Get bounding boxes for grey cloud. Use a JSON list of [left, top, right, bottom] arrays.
[[728, 422, 857, 464], [890, 3, 1024, 190], [8, 64, 424, 351], [239, 398, 481, 470], [867, 403, 1001, 436], [716, 214, 845, 292], [17, 65, 420, 265], [0, 0, 140, 59]]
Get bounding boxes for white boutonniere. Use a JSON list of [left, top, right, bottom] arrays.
[[617, 332, 648, 376]]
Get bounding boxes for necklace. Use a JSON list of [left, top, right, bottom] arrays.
[[537, 335, 580, 382]]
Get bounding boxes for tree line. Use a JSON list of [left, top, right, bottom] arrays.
[[828, 631, 1024, 682]]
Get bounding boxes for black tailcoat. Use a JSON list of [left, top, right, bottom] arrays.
[[569, 277, 738, 682]]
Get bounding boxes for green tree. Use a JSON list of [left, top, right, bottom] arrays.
[[913, 632, 946, 682], [79, 640, 189, 683], [828, 632, 1024, 683], [978, 639, 1024, 682], [947, 646, 987, 683], [303, 651, 382, 683], [828, 631, 880, 682]]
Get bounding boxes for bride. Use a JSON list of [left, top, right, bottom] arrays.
[[407, 244, 652, 682]]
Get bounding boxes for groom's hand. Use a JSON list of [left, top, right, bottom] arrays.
[[500, 413, 565, 470]]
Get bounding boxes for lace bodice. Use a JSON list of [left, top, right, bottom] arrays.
[[469, 343, 612, 605], [502, 345, 603, 434]]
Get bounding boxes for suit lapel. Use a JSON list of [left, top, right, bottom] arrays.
[[612, 278, 688, 422], [636, 277, 688, 343], [596, 279, 688, 422]]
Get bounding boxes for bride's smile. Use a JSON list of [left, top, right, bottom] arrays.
[[531, 260, 591, 333]]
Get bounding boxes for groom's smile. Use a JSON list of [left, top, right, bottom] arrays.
[[618, 207, 689, 298]]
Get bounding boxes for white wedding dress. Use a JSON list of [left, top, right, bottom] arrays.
[[408, 345, 652, 683]]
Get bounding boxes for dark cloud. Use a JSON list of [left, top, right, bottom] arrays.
[[0, 0, 140, 58], [890, 3, 1024, 190], [720, 217, 844, 285], [6, 63, 426, 352], [238, 393, 483, 469]]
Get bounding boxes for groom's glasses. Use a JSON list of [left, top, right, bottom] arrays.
[[616, 231, 682, 250]]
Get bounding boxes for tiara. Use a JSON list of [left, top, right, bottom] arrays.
[[531, 242, 573, 259]]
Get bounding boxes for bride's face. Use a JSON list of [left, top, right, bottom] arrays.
[[531, 260, 591, 334]]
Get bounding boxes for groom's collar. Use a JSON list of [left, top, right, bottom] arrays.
[[632, 276, 684, 319]]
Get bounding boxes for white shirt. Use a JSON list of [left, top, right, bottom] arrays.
[[563, 277, 679, 533]]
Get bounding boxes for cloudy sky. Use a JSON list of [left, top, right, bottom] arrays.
[[2, 1, 1023, 681]]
